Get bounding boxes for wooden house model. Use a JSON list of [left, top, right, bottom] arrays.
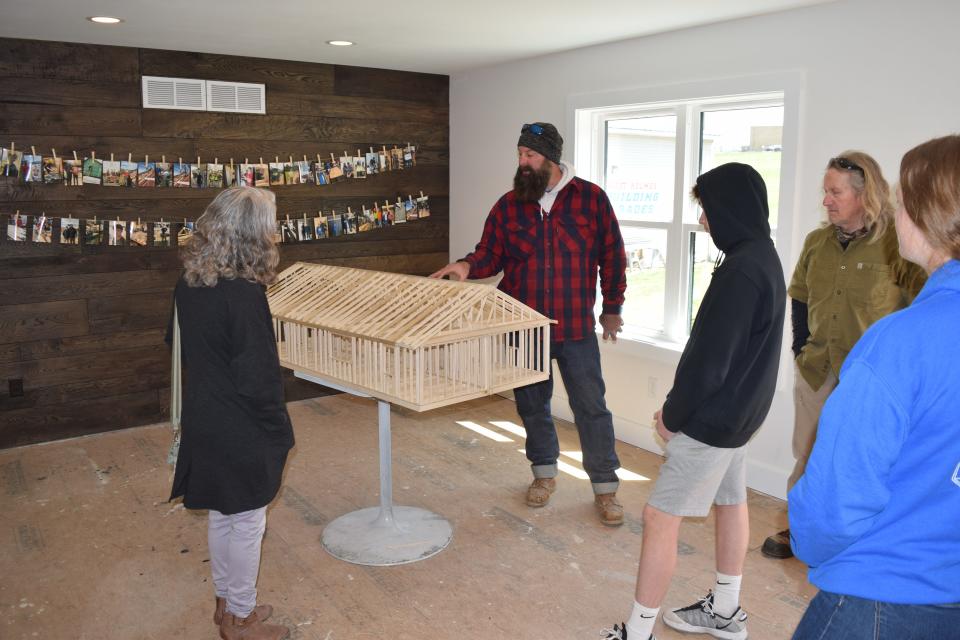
[[267, 262, 554, 411]]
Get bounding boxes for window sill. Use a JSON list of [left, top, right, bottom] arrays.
[[595, 329, 684, 366]]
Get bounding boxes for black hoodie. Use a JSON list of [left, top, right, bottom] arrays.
[[661, 163, 786, 448]]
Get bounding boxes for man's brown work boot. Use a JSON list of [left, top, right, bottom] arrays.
[[219, 609, 289, 640], [595, 493, 624, 526], [214, 597, 273, 625], [526, 477, 557, 507]]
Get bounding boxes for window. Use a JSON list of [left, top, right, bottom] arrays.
[[577, 93, 785, 343]]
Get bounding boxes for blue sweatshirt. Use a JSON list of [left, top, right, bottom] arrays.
[[789, 259, 960, 605]]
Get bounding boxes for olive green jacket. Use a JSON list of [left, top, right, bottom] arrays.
[[788, 223, 926, 390]]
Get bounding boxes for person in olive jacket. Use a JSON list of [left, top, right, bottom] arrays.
[[168, 186, 293, 640]]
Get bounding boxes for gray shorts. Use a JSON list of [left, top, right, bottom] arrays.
[[648, 433, 747, 517]]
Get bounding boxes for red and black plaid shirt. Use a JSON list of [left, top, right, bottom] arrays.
[[462, 177, 626, 342]]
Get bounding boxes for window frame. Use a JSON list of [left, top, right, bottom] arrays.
[[569, 73, 801, 349]]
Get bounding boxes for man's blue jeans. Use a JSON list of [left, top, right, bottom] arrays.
[[793, 591, 960, 640], [513, 333, 620, 495]]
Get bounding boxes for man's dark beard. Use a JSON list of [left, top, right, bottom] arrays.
[[513, 163, 552, 202]]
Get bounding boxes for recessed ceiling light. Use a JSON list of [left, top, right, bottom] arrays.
[[327, 40, 354, 47], [87, 16, 123, 24]]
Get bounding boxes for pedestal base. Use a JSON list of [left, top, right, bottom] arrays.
[[321, 506, 453, 566]]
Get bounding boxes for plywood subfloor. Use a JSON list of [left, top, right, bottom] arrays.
[[1, 394, 814, 639]]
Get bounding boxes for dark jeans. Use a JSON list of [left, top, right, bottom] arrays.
[[513, 333, 620, 493], [793, 591, 960, 640]]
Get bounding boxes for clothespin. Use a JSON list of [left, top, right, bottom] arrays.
[[145, 154, 150, 164], [161, 155, 166, 164], [245, 158, 249, 164], [73, 150, 79, 162], [275, 155, 280, 163], [31, 145, 36, 157], [90, 150, 96, 160], [288, 155, 293, 164], [213, 157, 218, 165], [303, 154, 308, 163], [196, 156, 200, 166], [128, 153, 132, 163], [52, 148, 57, 159], [110, 153, 114, 162]]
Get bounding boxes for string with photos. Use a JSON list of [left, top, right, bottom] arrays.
[[0, 141, 418, 187], [2, 191, 431, 247]]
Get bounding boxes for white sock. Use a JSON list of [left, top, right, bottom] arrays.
[[712, 572, 742, 617], [625, 601, 659, 639]]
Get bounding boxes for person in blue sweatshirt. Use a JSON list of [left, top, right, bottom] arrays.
[[603, 163, 785, 640], [790, 134, 960, 639]]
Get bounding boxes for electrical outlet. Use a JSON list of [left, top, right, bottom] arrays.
[[8, 378, 24, 397], [647, 376, 657, 398]]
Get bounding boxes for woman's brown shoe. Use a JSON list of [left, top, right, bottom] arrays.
[[214, 597, 273, 626]]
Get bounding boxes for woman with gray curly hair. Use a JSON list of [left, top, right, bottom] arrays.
[[168, 186, 292, 640]]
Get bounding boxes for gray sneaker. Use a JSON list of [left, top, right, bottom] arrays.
[[598, 623, 655, 640], [662, 592, 747, 640]]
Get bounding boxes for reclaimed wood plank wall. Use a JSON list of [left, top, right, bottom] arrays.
[[0, 38, 450, 448]]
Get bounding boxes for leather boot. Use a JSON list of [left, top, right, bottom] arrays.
[[214, 596, 273, 625], [594, 493, 624, 526], [526, 477, 557, 507], [219, 609, 289, 640]]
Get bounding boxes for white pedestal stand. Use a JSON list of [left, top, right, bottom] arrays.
[[295, 372, 453, 566]]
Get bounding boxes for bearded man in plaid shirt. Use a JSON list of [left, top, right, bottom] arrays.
[[431, 122, 627, 525]]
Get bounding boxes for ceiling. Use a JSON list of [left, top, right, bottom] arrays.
[[0, 0, 834, 75]]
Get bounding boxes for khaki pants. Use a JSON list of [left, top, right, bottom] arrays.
[[787, 362, 838, 492]]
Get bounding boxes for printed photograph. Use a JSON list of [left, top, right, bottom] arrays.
[[6, 213, 28, 241], [21, 154, 42, 182], [313, 161, 329, 185], [59, 217, 80, 245], [382, 202, 395, 225], [173, 162, 191, 188], [102, 160, 122, 187], [32, 215, 52, 243], [391, 147, 404, 171], [155, 162, 173, 187], [273, 222, 282, 244], [328, 213, 343, 237], [339, 154, 354, 179], [280, 219, 298, 244], [404, 144, 416, 168], [223, 165, 237, 187], [359, 208, 376, 232], [240, 164, 256, 187], [108, 220, 127, 246], [380, 147, 391, 172], [1, 148, 23, 178], [253, 164, 270, 187], [296, 218, 314, 241], [153, 222, 172, 248], [313, 215, 327, 239], [365, 151, 380, 175], [353, 154, 366, 179], [137, 161, 156, 187], [42, 156, 64, 185], [206, 164, 223, 188], [63, 159, 83, 186], [178, 221, 195, 245], [416, 194, 431, 218], [297, 160, 314, 185], [83, 220, 104, 245], [343, 211, 357, 234], [82, 157, 103, 185], [405, 195, 418, 221], [119, 160, 137, 187], [283, 162, 299, 185], [394, 199, 407, 224], [129, 220, 149, 247], [269, 162, 285, 186], [327, 159, 343, 182], [190, 164, 206, 188]]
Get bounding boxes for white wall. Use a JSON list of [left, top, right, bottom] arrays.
[[449, 0, 960, 499]]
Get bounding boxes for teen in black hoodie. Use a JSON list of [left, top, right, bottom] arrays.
[[602, 163, 785, 640], [661, 162, 786, 446]]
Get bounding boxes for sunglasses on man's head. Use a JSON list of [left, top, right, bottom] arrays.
[[831, 156, 865, 175], [521, 123, 545, 136]]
